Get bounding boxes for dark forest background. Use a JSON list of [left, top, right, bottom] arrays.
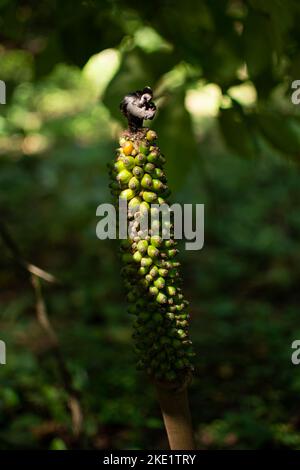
[[1, 0, 300, 449]]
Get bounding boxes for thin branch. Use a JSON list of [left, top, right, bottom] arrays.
[[0, 221, 59, 284], [0, 219, 84, 440], [31, 275, 83, 438], [27, 263, 57, 283]]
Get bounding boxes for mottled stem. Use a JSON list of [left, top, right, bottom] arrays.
[[155, 384, 196, 450]]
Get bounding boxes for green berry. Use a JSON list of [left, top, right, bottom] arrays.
[[167, 249, 177, 258], [158, 268, 168, 277], [149, 266, 159, 278], [154, 168, 165, 179], [141, 257, 153, 267], [177, 329, 187, 339], [149, 286, 159, 296], [117, 169, 132, 184], [133, 251, 142, 263], [154, 277, 165, 290], [140, 201, 150, 213], [168, 268, 177, 278], [128, 197, 142, 211], [128, 176, 140, 191], [122, 156, 135, 169], [166, 285, 176, 296], [137, 240, 148, 254], [135, 153, 147, 165], [120, 189, 135, 200], [150, 236, 162, 248], [156, 292, 167, 304], [138, 266, 148, 276], [152, 179, 164, 192], [114, 160, 125, 172], [140, 278, 150, 288], [151, 219, 160, 232], [139, 143, 149, 155], [177, 320, 188, 327], [147, 245, 159, 258], [144, 162, 155, 174], [145, 274, 153, 283], [141, 174, 153, 189], [166, 312, 175, 320], [146, 130, 157, 141], [132, 166, 144, 179], [142, 191, 157, 203], [147, 150, 159, 163]]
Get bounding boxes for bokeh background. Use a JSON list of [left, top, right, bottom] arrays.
[[1, 0, 300, 450]]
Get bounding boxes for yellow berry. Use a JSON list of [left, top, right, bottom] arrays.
[[123, 141, 134, 156]]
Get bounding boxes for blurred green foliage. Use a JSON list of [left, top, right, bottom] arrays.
[[1, 0, 300, 450]]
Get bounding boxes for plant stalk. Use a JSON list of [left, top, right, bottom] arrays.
[[155, 384, 196, 450]]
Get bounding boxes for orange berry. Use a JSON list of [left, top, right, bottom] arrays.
[[122, 141, 134, 156]]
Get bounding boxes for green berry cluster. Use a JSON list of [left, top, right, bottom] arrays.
[[108, 128, 194, 385]]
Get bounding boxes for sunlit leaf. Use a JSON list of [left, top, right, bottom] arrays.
[[82, 48, 121, 100], [134, 26, 172, 53]]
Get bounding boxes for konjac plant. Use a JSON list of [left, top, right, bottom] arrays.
[[108, 87, 195, 449]]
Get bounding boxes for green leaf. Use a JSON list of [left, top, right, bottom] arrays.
[[102, 48, 175, 123], [134, 26, 172, 54], [256, 112, 300, 156], [218, 107, 257, 158], [82, 48, 121, 100], [249, 0, 293, 54], [154, 89, 197, 189], [243, 11, 273, 78], [0, 49, 33, 82]]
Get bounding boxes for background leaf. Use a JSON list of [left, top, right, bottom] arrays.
[[257, 112, 300, 157], [218, 107, 257, 158], [154, 90, 197, 189]]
